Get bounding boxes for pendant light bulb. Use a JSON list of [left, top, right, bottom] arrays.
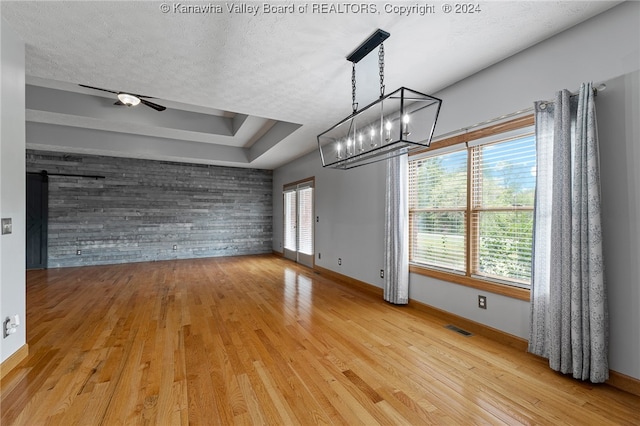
[[385, 120, 392, 142], [369, 127, 377, 147], [402, 114, 411, 136]]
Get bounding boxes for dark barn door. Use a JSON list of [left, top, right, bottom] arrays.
[[26, 172, 48, 269]]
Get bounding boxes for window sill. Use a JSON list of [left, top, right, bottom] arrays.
[[409, 264, 531, 301]]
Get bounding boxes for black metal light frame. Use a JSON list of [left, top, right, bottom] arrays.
[[318, 87, 442, 169], [317, 29, 442, 169]]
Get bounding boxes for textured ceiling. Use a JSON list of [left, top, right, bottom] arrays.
[[1, 1, 619, 169]]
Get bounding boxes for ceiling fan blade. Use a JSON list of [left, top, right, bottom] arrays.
[[79, 84, 119, 94], [140, 98, 166, 112]]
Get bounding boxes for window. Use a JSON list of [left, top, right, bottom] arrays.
[[409, 116, 535, 293], [283, 178, 315, 268], [472, 136, 535, 285], [297, 186, 314, 256], [283, 190, 297, 251], [409, 149, 468, 273]]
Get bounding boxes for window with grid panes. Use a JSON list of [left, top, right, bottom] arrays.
[[409, 121, 535, 289]]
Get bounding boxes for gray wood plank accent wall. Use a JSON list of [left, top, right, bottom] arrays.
[[26, 150, 272, 268]]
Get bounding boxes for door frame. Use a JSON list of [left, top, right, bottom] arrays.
[[26, 171, 49, 269]]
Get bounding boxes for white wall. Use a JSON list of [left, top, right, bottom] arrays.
[[0, 18, 26, 363], [597, 70, 640, 380], [274, 2, 640, 379]]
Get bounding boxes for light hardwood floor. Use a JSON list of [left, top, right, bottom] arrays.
[[2, 255, 638, 425]]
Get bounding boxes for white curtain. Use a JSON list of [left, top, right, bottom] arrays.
[[528, 82, 608, 383], [384, 153, 409, 304]]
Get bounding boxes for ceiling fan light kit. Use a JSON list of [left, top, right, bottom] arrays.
[[317, 29, 442, 169], [117, 93, 141, 106], [79, 84, 167, 111]]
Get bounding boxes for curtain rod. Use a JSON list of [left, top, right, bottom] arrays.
[[431, 83, 606, 143]]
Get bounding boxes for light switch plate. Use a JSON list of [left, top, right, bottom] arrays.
[[1, 218, 12, 235]]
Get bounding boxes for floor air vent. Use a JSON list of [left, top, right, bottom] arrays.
[[444, 324, 473, 337]]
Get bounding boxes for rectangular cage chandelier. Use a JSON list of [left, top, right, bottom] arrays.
[[317, 29, 442, 169]]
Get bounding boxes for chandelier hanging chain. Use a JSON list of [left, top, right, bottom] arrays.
[[379, 43, 385, 98], [351, 62, 358, 114]]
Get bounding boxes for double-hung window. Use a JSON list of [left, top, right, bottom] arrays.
[[409, 116, 535, 296], [409, 149, 468, 273]]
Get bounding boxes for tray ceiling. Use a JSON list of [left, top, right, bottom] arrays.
[[1, 1, 620, 169]]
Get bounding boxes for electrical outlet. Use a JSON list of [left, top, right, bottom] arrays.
[[316, 216, 319, 223], [76, 249, 82, 255], [173, 245, 178, 250], [4, 315, 20, 338], [380, 269, 384, 279], [318, 253, 321, 259], [338, 258, 342, 266], [478, 295, 487, 309], [1, 218, 12, 235], [3, 318, 11, 338]]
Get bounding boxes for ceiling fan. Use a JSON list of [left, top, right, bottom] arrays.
[[78, 84, 167, 111]]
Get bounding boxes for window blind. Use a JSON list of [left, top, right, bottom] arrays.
[[472, 135, 535, 285], [283, 190, 297, 251], [297, 187, 313, 255], [409, 149, 468, 273]]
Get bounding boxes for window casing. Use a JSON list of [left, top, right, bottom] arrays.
[[409, 116, 535, 297]]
